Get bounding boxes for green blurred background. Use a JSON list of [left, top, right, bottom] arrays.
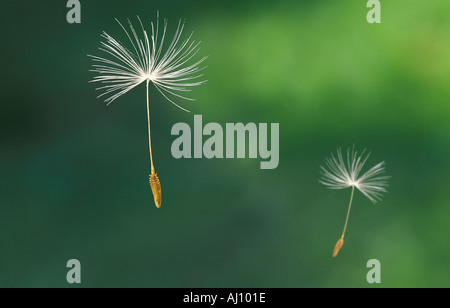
[[1, 0, 449, 287]]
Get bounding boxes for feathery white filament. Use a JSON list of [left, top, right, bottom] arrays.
[[320, 147, 390, 203], [88, 14, 207, 111]]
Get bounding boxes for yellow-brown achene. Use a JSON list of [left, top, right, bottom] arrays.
[[149, 171, 161, 209]]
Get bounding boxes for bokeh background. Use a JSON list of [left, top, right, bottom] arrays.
[[1, 0, 449, 287]]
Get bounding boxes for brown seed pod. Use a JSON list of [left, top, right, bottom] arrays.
[[332, 237, 344, 258], [149, 171, 162, 208]]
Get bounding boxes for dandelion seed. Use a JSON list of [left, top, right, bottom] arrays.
[[89, 13, 207, 208], [320, 146, 390, 257]]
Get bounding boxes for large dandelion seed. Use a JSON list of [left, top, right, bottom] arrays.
[[320, 146, 390, 257], [89, 13, 207, 208]]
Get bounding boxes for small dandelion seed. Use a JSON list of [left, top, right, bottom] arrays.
[[320, 146, 390, 257], [332, 237, 344, 258], [89, 13, 207, 208]]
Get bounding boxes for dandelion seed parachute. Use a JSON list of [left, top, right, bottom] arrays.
[[320, 147, 389, 203], [89, 13, 207, 208], [320, 146, 390, 257], [89, 14, 208, 109]]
